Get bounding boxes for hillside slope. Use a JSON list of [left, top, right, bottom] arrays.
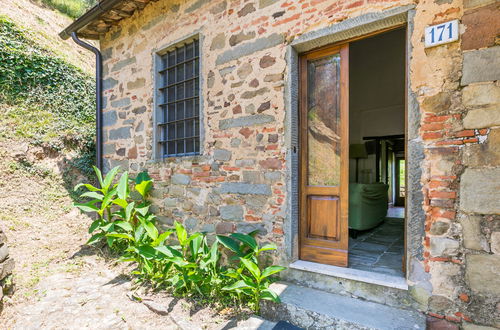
[[0, 0, 95, 73]]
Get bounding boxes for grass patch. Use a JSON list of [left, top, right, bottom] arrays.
[[38, 0, 97, 19]]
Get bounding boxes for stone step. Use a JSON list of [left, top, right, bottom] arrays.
[[261, 282, 426, 330], [283, 260, 420, 310], [232, 316, 276, 329]]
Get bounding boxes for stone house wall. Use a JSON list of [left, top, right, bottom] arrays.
[[98, 0, 500, 327]]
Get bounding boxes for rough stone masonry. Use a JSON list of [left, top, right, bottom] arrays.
[[0, 227, 14, 311], [97, 0, 500, 327]]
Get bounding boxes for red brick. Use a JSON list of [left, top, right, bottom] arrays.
[[272, 13, 301, 26], [345, 0, 364, 9], [425, 115, 452, 123], [239, 127, 253, 138], [436, 140, 463, 145], [429, 191, 456, 199], [459, 293, 470, 302], [423, 132, 443, 140], [259, 158, 282, 169], [463, 138, 479, 144], [455, 130, 475, 137], [422, 123, 445, 131], [245, 215, 261, 222], [429, 180, 450, 188]]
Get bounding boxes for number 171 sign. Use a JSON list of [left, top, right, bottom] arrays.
[[425, 20, 459, 48]]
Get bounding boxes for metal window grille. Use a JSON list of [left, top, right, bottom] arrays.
[[158, 39, 200, 157]]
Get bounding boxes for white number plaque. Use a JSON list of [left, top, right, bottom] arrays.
[[425, 20, 459, 48]]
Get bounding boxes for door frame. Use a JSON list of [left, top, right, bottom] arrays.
[[298, 44, 350, 267], [288, 23, 412, 275], [283, 7, 422, 283]]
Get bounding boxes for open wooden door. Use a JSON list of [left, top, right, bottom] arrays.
[[299, 44, 349, 267]]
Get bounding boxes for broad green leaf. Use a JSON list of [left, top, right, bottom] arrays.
[[74, 201, 99, 213], [106, 232, 134, 240], [114, 221, 133, 232], [101, 223, 114, 232], [216, 235, 241, 255], [101, 188, 117, 210], [118, 256, 136, 263], [125, 202, 135, 222], [117, 171, 129, 200], [222, 268, 239, 279], [80, 191, 104, 201], [143, 221, 159, 241], [137, 245, 157, 259], [86, 232, 104, 245], [258, 243, 277, 253], [209, 241, 219, 264], [134, 224, 145, 242], [113, 198, 128, 209], [135, 171, 152, 184], [106, 236, 115, 247], [93, 165, 104, 188], [135, 180, 153, 198], [155, 245, 182, 258], [74, 183, 100, 192], [102, 166, 120, 191], [88, 219, 102, 234], [134, 204, 150, 216], [261, 265, 286, 279], [222, 280, 251, 291], [152, 230, 173, 247], [240, 258, 261, 280], [190, 234, 203, 259], [174, 221, 187, 246], [260, 289, 281, 302], [230, 233, 257, 251]]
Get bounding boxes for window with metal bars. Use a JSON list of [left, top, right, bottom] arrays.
[[158, 38, 200, 157]]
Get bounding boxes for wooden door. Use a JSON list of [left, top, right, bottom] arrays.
[[299, 44, 349, 267]]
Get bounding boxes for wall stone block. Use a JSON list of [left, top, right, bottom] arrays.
[[103, 110, 118, 127], [460, 215, 489, 251], [219, 182, 272, 195], [215, 33, 284, 65], [461, 47, 500, 85], [466, 254, 500, 295], [460, 168, 500, 214], [219, 114, 275, 129], [463, 83, 500, 107], [109, 127, 131, 140], [220, 205, 244, 221], [461, 3, 500, 51]]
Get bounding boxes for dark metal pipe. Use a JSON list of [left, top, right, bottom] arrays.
[[71, 32, 103, 172]]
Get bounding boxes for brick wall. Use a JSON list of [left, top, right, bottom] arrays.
[[98, 0, 499, 326]]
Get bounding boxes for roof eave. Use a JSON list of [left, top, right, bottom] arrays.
[[59, 0, 124, 40]]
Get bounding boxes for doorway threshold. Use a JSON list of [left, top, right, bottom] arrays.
[[289, 260, 408, 290]]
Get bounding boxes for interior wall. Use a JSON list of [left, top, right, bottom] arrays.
[[349, 28, 406, 183]]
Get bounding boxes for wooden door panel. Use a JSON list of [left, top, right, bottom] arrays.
[[299, 44, 349, 267], [308, 196, 339, 240]]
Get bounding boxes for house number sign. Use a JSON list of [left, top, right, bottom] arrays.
[[425, 20, 459, 48]]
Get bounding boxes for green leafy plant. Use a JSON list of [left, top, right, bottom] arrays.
[[75, 166, 286, 313], [218, 233, 285, 313]]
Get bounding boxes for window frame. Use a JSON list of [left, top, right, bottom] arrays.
[[153, 34, 202, 160]]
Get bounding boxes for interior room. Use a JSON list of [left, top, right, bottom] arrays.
[[347, 28, 406, 277]]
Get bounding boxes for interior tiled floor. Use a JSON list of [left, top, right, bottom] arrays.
[[348, 207, 405, 277]]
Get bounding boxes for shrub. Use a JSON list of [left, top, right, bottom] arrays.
[[74, 166, 285, 313]]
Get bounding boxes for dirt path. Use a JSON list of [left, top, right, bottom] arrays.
[[0, 143, 259, 329]]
